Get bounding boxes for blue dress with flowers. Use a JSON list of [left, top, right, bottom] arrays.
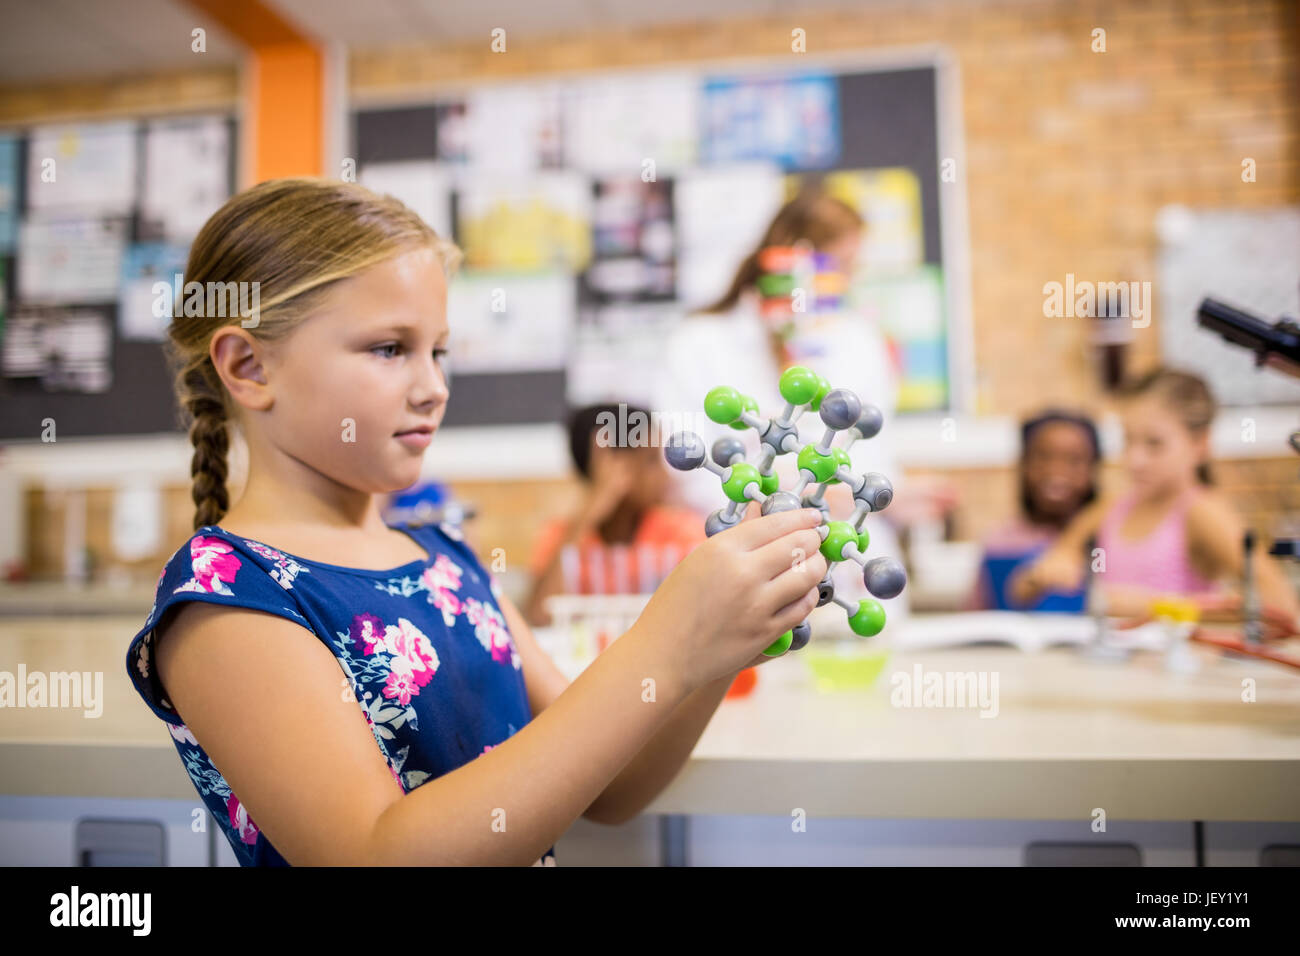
[[124, 520, 557, 866]]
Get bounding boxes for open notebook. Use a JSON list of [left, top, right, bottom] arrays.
[[893, 612, 1170, 653]]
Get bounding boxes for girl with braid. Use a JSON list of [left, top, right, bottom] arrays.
[[126, 178, 831, 865]]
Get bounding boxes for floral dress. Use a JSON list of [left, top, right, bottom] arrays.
[[124, 520, 556, 866]]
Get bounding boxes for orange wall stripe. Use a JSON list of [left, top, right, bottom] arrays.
[[247, 41, 323, 181], [184, 0, 322, 181]]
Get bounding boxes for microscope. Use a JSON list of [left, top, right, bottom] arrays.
[[1195, 297, 1300, 657]]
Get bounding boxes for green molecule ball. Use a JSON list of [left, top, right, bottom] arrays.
[[722, 462, 761, 503], [778, 365, 820, 405], [797, 444, 839, 483], [704, 386, 743, 426], [848, 599, 887, 637], [764, 630, 794, 656]]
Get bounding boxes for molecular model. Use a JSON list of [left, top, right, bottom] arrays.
[[664, 365, 907, 657]]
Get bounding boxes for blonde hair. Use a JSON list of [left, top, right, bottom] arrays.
[[166, 177, 462, 531], [1118, 366, 1218, 485]]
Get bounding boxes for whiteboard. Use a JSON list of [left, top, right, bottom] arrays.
[[1156, 205, 1300, 407]]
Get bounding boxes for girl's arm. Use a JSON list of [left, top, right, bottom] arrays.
[[1007, 498, 1109, 603], [500, 589, 750, 826], [157, 597, 699, 865], [1186, 493, 1300, 633], [156, 507, 828, 865]]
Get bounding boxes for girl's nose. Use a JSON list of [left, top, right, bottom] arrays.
[[421, 354, 451, 403]]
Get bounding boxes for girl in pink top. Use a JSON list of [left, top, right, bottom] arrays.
[[1011, 368, 1300, 633]]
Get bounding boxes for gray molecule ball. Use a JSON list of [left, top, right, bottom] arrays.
[[863, 556, 907, 600], [818, 388, 863, 430], [760, 490, 802, 515], [853, 404, 884, 440], [704, 509, 740, 538], [664, 431, 706, 471], [760, 418, 800, 456], [857, 472, 894, 512], [816, 574, 835, 606], [789, 621, 812, 652], [710, 435, 746, 467]]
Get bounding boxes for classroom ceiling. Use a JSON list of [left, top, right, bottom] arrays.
[[0, 0, 1006, 86]]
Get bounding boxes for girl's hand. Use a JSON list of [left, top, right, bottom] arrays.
[[1009, 549, 1084, 603], [1191, 593, 1300, 641], [631, 508, 830, 693], [584, 446, 638, 521]]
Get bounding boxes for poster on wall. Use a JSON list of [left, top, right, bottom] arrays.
[[672, 162, 785, 311], [854, 265, 948, 412], [118, 242, 189, 341], [443, 270, 574, 373], [566, 320, 670, 409], [359, 160, 453, 237], [563, 72, 697, 175], [141, 116, 230, 243], [581, 176, 676, 307], [17, 214, 129, 304], [803, 166, 943, 411], [458, 83, 564, 172], [1, 307, 113, 392], [456, 171, 592, 271], [0, 135, 18, 254], [701, 72, 840, 170], [26, 121, 137, 216], [805, 167, 925, 277]]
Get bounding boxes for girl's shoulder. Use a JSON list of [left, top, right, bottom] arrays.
[[129, 526, 316, 725], [1183, 487, 1242, 534]]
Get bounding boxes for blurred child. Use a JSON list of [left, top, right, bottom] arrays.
[[1011, 368, 1300, 634], [522, 403, 706, 627], [969, 410, 1100, 610]]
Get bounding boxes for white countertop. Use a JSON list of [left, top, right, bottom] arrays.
[[2, 615, 1297, 820]]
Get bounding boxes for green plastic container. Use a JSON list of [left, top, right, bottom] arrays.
[[803, 645, 891, 692]]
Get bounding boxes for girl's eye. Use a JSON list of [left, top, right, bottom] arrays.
[[372, 344, 449, 364]]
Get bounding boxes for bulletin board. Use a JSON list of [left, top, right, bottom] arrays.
[[0, 115, 238, 440], [351, 51, 965, 428]]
